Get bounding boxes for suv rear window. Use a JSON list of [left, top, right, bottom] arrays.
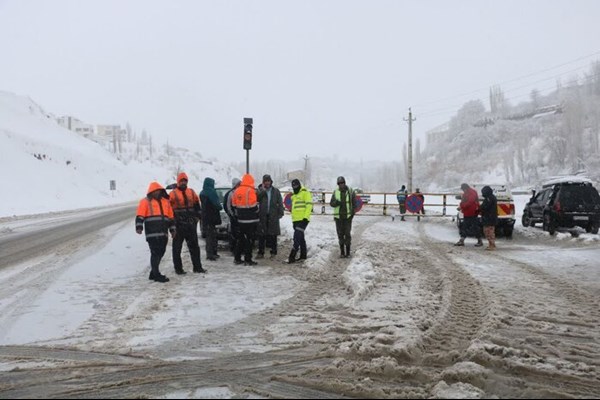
[[558, 185, 600, 208]]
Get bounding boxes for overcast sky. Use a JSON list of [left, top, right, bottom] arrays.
[[1, 0, 599, 163]]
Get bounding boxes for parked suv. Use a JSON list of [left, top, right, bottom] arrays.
[[522, 179, 600, 235], [456, 184, 516, 238]]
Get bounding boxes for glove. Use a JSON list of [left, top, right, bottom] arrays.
[[136, 228, 142, 234], [302, 218, 309, 223], [169, 227, 176, 237]]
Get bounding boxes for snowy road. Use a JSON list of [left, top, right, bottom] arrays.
[[0, 211, 598, 398]]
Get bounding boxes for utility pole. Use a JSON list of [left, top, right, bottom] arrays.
[[404, 108, 416, 193], [303, 154, 309, 185]]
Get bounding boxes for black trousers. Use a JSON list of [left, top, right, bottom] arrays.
[[205, 223, 218, 258], [236, 223, 257, 262], [147, 236, 168, 276], [335, 218, 353, 247], [172, 222, 201, 270], [292, 220, 309, 254], [258, 234, 278, 255], [461, 216, 482, 239], [399, 203, 406, 214]]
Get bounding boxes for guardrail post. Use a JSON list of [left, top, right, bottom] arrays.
[[443, 194, 447, 216], [383, 193, 387, 216], [321, 192, 326, 214]]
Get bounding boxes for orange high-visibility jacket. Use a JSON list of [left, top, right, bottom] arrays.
[[136, 182, 175, 239]]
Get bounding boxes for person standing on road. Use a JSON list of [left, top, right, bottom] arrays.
[[455, 183, 483, 247], [330, 176, 357, 258], [169, 172, 205, 274], [288, 179, 312, 263], [396, 185, 408, 221], [223, 177, 241, 255], [480, 185, 498, 251], [136, 182, 176, 283], [200, 177, 223, 261], [232, 173, 260, 266], [257, 174, 284, 259]]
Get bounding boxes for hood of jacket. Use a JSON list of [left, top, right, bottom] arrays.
[[240, 174, 255, 188], [146, 181, 168, 198], [203, 177, 215, 191], [482, 186, 494, 197], [177, 172, 189, 183]]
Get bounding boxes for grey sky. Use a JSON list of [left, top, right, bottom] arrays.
[[1, 0, 599, 163]]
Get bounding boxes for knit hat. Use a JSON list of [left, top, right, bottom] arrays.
[[232, 177, 241, 188], [263, 174, 273, 183], [291, 179, 301, 188]]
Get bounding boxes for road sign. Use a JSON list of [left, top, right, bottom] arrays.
[[405, 194, 424, 213], [110, 180, 116, 191], [284, 192, 292, 211], [354, 196, 364, 213]]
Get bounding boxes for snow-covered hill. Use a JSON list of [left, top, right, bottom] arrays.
[[0, 91, 239, 217]]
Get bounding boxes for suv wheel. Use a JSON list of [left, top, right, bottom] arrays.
[[522, 213, 535, 227], [544, 214, 557, 235], [503, 226, 514, 239]]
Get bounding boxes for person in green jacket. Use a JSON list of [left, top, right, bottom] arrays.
[[288, 179, 312, 263], [330, 176, 357, 258]]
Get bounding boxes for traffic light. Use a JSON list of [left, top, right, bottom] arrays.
[[243, 118, 253, 150]]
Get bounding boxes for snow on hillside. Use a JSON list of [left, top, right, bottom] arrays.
[[0, 91, 239, 217]]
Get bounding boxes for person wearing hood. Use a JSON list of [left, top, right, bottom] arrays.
[[396, 185, 408, 221], [136, 182, 176, 283], [330, 176, 357, 258], [169, 172, 205, 274], [232, 174, 260, 265], [223, 177, 241, 255], [200, 177, 223, 261], [455, 183, 483, 247], [288, 179, 312, 263], [479, 185, 498, 250], [257, 174, 284, 259]]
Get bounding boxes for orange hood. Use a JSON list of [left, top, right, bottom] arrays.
[[177, 172, 188, 183], [146, 181, 165, 195]]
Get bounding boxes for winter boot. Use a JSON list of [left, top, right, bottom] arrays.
[[454, 238, 465, 246], [299, 249, 307, 260], [485, 241, 496, 251], [175, 267, 187, 275], [256, 252, 265, 259], [193, 266, 207, 273], [475, 238, 484, 247], [288, 249, 298, 264], [154, 274, 170, 283], [339, 245, 346, 258], [234, 259, 244, 265], [245, 260, 258, 266], [345, 244, 351, 258], [149, 271, 156, 281]]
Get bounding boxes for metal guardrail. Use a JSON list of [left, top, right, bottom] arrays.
[[284, 191, 461, 217]]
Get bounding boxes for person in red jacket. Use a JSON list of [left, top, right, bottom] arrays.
[[136, 182, 176, 282], [455, 183, 483, 247]]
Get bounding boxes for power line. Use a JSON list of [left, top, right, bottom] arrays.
[[418, 67, 600, 119], [412, 50, 600, 109]]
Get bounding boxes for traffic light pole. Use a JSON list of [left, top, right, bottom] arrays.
[[246, 150, 249, 174]]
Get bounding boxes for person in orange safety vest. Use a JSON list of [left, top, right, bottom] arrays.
[[169, 172, 205, 274], [136, 181, 176, 283]]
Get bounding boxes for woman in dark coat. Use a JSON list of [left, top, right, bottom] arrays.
[[480, 185, 498, 250], [200, 177, 223, 260]]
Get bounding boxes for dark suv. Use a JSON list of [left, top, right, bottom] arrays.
[[522, 181, 600, 235]]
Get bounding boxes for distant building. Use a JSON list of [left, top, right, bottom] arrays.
[[425, 122, 450, 147], [97, 124, 122, 138], [286, 170, 305, 183], [57, 116, 94, 137]]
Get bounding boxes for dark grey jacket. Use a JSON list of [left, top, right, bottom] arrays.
[[258, 186, 284, 236]]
